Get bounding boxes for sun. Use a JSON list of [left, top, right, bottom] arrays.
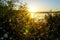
[[28, 7, 37, 12]]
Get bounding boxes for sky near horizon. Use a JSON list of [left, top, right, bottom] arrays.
[[20, 0, 60, 11]]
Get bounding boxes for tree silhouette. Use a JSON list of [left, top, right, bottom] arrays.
[[0, 0, 60, 40], [47, 13, 60, 40]]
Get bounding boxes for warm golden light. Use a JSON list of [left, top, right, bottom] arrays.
[[30, 13, 46, 19], [29, 7, 36, 12], [28, 5, 46, 22], [30, 13, 46, 22], [28, 6, 38, 12], [30, 13, 36, 18]]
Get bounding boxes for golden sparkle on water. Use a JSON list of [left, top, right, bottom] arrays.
[[28, 5, 46, 22], [30, 13, 46, 19]]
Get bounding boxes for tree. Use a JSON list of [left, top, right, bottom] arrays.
[[47, 13, 60, 40], [0, 0, 20, 40]]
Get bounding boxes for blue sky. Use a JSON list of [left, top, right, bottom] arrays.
[[20, 0, 60, 11]]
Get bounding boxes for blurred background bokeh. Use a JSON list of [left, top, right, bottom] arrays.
[[0, 0, 60, 40]]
